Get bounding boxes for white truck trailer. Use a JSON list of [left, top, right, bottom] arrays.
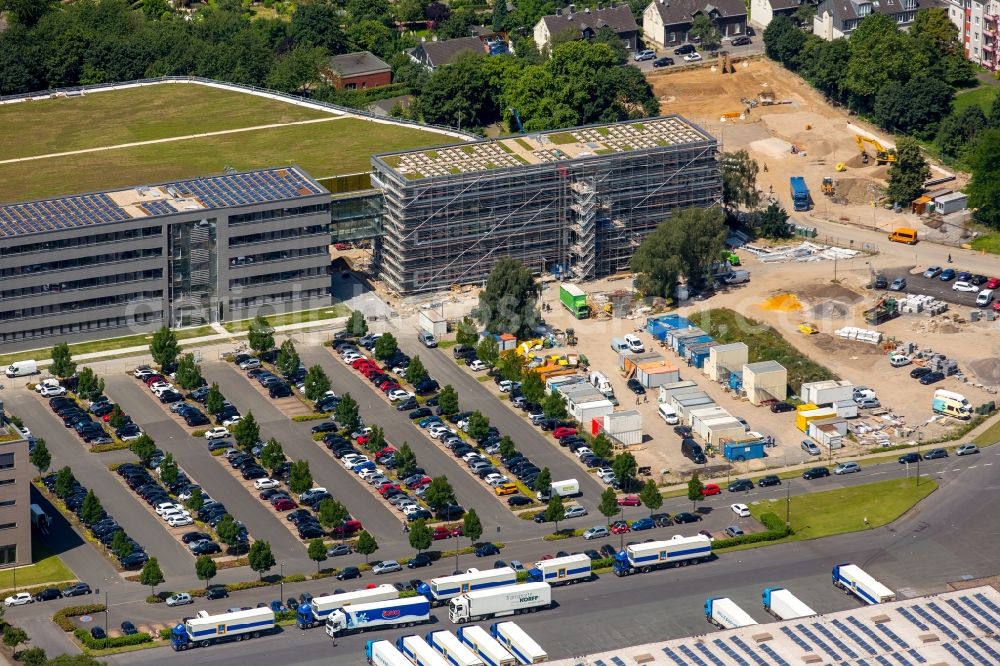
[[325, 596, 430, 637], [526, 553, 591, 586], [613, 535, 712, 576], [170, 608, 275, 650], [761, 587, 817, 620], [458, 625, 517, 666], [704, 597, 758, 629], [297, 584, 398, 628], [366, 640, 414, 666], [397, 634, 450, 666], [490, 622, 547, 664], [426, 630, 485, 666], [832, 564, 895, 604], [419, 567, 517, 605], [449, 582, 552, 624]]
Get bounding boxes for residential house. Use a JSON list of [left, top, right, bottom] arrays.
[[408, 33, 511, 70], [642, 0, 748, 48], [750, 0, 807, 28], [534, 4, 641, 51], [320, 51, 392, 90], [946, 0, 1000, 71], [813, 0, 923, 40]]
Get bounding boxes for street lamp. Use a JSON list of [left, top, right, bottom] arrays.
[[785, 480, 791, 529], [916, 432, 923, 486], [279, 562, 284, 604], [104, 591, 109, 639]]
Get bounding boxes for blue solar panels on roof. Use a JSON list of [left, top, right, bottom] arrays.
[[964, 595, 1000, 629], [694, 642, 725, 666], [813, 622, 858, 660], [780, 626, 812, 652], [711, 638, 748, 666], [846, 616, 892, 653], [610, 657, 625, 666], [941, 642, 973, 666], [906, 648, 926, 664], [832, 618, 877, 655], [757, 643, 790, 666], [730, 637, 767, 666], [677, 644, 707, 666], [662, 647, 688, 666], [973, 637, 1000, 662], [896, 608, 929, 632], [796, 624, 837, 660], [889, 651, 913, 666], [875, 624, 909, 651], [911, 606, 958, 640]]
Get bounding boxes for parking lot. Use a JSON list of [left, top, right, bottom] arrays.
[[879, 265, 998, 310], [631, 36, 762, 73]]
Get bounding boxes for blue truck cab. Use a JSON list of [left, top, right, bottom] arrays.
[[790, 177, 810, 211]]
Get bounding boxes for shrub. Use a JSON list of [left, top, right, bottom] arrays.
[[74, 628, 152, 650], [516, 571, 530, 583], [191, 430, 207, 438], [275, 610, 297, 623], [399, 589, 418, 598], [758, 512, 786, 532], [713, 527, 791, 550], [53, 605, 106, 632], [283, 573, 306, 583], [291, 414, 329, 422], [145, 595, 164, 604], [159, 627, 174, 640]]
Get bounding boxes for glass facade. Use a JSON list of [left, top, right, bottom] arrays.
[[169, 218, 217, 326]]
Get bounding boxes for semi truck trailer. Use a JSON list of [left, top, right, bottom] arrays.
[[366, 640, 413, 666], [527, 553, 591, 586], [426, 631, 485, 666], [170, 608, 275, 651], [458, 625, 517, 666], [704, 597, 758, 629], [613, 535, 712, 576], [297, 584, 398, 628], [761, 587, 817, 620], [419, 567, 517, 605], [832, 564, 895, 604], [325, 596, 430, 637], [490, 622, 547, 664], [397, 634, 450, 666], [448, 582, 552, 624]]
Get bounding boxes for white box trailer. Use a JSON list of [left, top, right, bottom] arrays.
[[801, 380, 855, 406], [448, 582, 552, 623], [490, 622, 547, 664], [761, 587, 817, 620], [526, 553, 591, 586], [613, 535, 712, 576], [170, 607, 275, 651], [419, 311, 448, 338], [420, 567, 517, 605], [426, 631, 485, 666], [537, 479, 579, 501], [325, 596, 430, 636], [832, 564, 895, 604], [458, 625, 517, 666], [398, 635, 450, 666], [704, 597, 758, 629], [367, 640, 415, 666], [296, 584, 398, 628]]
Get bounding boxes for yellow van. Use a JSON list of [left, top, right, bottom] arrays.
[[888, 227, 918, 244]]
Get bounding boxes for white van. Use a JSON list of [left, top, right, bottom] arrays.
[[658, 404, 679, 425], [623, 334, 645, 353], [5, 360, 38, 378], [610, 337, 629, 352], [589, 371, 613, 397], [976, 289, 994, 307]]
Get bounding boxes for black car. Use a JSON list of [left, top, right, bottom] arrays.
[[120, 621, 138, 636], [919, 371, 945, 385], [898, 452, 922, 464], [182, 531, 212, 544], [120, 552, 149, 569], [407, 553, 432, 568], [673, 43, 696, 55], [286, 509, 313, 523], [336, 566, 361, 580], [757, 475, 781, 487], [650, 513, 673, 527], [673, 426, 693, 438], [408, 408, 432, 419], [63, 583, 92, 597], [910, 367, 932, 379], [34, 588, 63, 602], [206, 585, 228, 600], [802, 467, 830, 480], [475, 542, 501, 557], [626, 379, 645, 395], [507, 495, 532, 507], [728, 479, 753, 492], [923, 448, 948, 460], [730, 35, 751, 46], [673, 512, 702, 524], [242, 466, 268, 480], [298, 524, 325, 539], [871, 275, 888, 289], [769, 402, 795, 413], [600, 544, 618, 558], [192, 541, 222, 555], [396, 398, 419, 411], [453, 345, 476, 359], [407, 509, 432, 521], [90, 627, 107, 640], [652, 56, 674, 67], [311, 421, 339, 434]]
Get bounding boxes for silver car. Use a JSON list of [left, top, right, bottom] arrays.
[[833, 462, 861, 475]]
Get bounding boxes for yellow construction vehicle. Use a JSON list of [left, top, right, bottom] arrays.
[[855, 136, 897, 165], [798, 322, 819, 335], [822, 177, 834, 196]]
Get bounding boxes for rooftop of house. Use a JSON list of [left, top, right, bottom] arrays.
[[325, 51, 392, 77], [538, 4, 640, 34], [646, 0, 748, 25]]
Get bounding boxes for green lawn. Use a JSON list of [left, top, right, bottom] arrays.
[[973, 415, 1000, 445], [0, 85, 329, 161], [223, 305, 350, 332], [750, 478, 937, 542], [971, 234, 1000, 255], [954, 85, 999, 115], [0, 325, 216, 366], [0, 117, 449, 202], [0, 543, 75, 592]]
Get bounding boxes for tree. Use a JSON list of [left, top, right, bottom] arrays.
[[688, 472, 705, 511], [466, 411, 490, 441], [936, 105, 987, 159], [55, 466, 76, 499], [139, 557, 164, 595], [409, 518, 432, 553], [149, 327, 180, 370], [3, 625, 29, 654], [159, 453, 179, 486], [612, 452, 638, 491], [520, 371, 544, 405], [112, 530, 132, 561], [631, 207, 728, 296], [689, 14, 721, 50], [130, 433, 156, 466], [542, 391, 567, 420], [496, 351, 526, 382], [911, 7, 962, 55], [476, 258, 539, 337], [173, 353, 203, 391], [395, 442, 417, 478], [1, 0, 58, 27], [276, 339, 300, 377], [247, 315, 274, 354], [721, 150, 760, 211], [260, 439, 286, 474], [592, 25, 628, 64], [186, 488, 205, 512], [591, 433, 612, 461], [334, 393, 361, 433], [756, 202, 792, 239], [873, 76, 953, 135], [498, 435, 516, 460], [463, 507, 483, 545], [108, 405, 127, 430], [534, 467, 552, 494], [80, 490, 103, 526], [476, 336, 500, 369], [19, 647, 46, 666], [318, 498, 349, 531], [308, 538, 328, 572], [29, 439, 50, 475], [967, 129, 1000, 229], [455, 317, 479, 347], [216, 514, 240, 552], [845, 15, 926, 108], [793, 2, 816, 26], [599, 487, 619, 525], [437, 385, 459, 416], [195, 555, 217, 587], [50, 343, 76, 379], [346, 310, 368, 336], [423, 476, 456, 511], [304, 365, 331, 402], [248, 540, 276, 580], [365, 425, 386, 453], [75, 367, 104, 401], [356, 530, 378, 563], [288, 460, 314, 494], [544, 496, 565, 531], [886, 137, 930, 205], [233, 411, 260, 452], [206, 383, 225, 417], [405, 355, 428, 385], [292, 0, 347, 52], [374, 333, 399, 361], [268, 43, 325, 94], [801, 37, 851, 103], [763, 14, 806, 67], [639, 479, 663, 515]]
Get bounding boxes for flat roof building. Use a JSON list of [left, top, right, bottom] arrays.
[[0, 415, 31, 569], [0, 167, 332, 350], [372, 116, 721, 295]]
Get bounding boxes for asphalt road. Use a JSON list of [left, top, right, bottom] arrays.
[[102, 438, 1000, 666]]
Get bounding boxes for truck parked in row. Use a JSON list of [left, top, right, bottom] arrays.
[[418, 567, 517, 606], [490, 622, 548, 664], [458, 626, 517, 666], [397, 634, 450, 666], [536, 478, 580, 501], [426, 630, 485, 666], [705, 597, 758, 630], [448, 582, 552, 624], [366, 640, 413, 666], [761, 587, 817, 620], [832, 564, 895, 605], [325, 596, 430, 637], [170, 608, 275, 651], [526, 553, 592, 586], [296, 584, 397, 629], [613, 535, 712, 576]]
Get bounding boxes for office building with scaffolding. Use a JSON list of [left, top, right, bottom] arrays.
[[371, 116, 721, 295]]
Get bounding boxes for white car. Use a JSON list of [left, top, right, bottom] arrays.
[[731, 503, 751, 518], [498, 380, 521, 393], [564, 505, 588, 519], [372, 560, 402, 575], [402, 504, 422, 516], [222, 415, 242, 427], [484, 473, 508, 486], [387, 389, 415, 402], [342, 353, 363, 364], [574, 447, 593, 459], [469, 360, 488, 372], [161, 507, 191, 520], [4, 592, 33, 607], [342, 455, 367, 468], [155, 502, 183, 516], [35, 378, 61, 393], [149, 381, 172, 392], [39, 385, 67, 397], [397, 500, 418, 512], [684, 52, 702, 62], [254, 478, 280, 490], [204, 427, 229, 440], [166, 514, 194, 527], [351, 427, 373, 439], [952, 280, 979, 292], [358, 468, 381, 481]]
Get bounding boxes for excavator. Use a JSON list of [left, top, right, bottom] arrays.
[[855, 135, 897, 165]]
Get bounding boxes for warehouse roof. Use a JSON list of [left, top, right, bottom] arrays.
[[376, 115, 713, 180]]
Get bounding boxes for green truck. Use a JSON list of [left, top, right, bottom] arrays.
[[560, 283, 589, 319]]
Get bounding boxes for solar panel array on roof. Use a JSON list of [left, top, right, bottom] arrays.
[[941, 642, 973, 666], [0, 192, 129, 238], [966, 594, 1000, 628], [757, 642, 789, 666], [846, 616, 892, 653], [694, 642, 724, 666], [832, 618, 876, 655], [896, 607, 928, 632], [780, 626, 811, 652], [796, 623, 840, 661], [711, 638, 747, 666], [911, 605, 957, 640], [813, 622, 858, 659], [677, 644, 706, 666], [925, 601, 974, 638], [140, 200, 177, 217], [729, 636, 767, 666], [906, 648, 926, 664], [973, 637, 1000, 662], [889, 651, 914, 666], [662, 647, 688, 666], [876, 623, 909, 651]]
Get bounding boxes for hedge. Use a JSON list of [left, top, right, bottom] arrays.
[[159, 627, 174, 640], [292, 414, 329, 422], [74, 628, 152, 650], [191, 430, 207, 438], [54, 604, 107, 632], [284, 573, 306, 583], [1, 580, 80, 598]]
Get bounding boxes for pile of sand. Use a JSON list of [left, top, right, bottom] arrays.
[[834, 178, 879, 205], [812, 300, 850, 318], [760, 293, 802, 311], [797, 283, 861, 302], [970, 358, 1000, 384]]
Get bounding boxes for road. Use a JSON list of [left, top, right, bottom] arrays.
[[101, 434, 1000, 665]]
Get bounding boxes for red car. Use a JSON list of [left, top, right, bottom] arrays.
[[432, 526, 452, 540], [143, 375, 165, 386], [449, 525, 464, 538], [702, 483, 722, 496], [351, 358, 370, 369], [993, 300, 1000, 312], [273, 498, 297, 511], [331, 519, 362, 537], [376, 447, 396, 458], [985, 277, 1000, 290], [552, 426, 577, 439], [617, 495, 641, 507], [356, 435, 369, 446], [538, 553, 554, 560], [378, 483, 401, 496], [611, 520, 630, 535], [407, 475, 432, 489], [334, 242, 350, 251], [379, 381, 399, 392]]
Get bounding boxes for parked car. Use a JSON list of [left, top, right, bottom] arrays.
[[684, 52, 702, 62], [956, 443, 980, 456], [674, 44, 696, 55], [634, 49, 655, 61], [34, 588, 63, 602], [336, 567, 361, 580], [898, 452, 922, 464], [702, 483, 721, 496], [652, 56, 674, 67], [939, 268, 956, 281], [617, 495, 641, 506], [801, 440, 821, 456], [769, 402, 795, 413], [120, 621, 138, 636], [923, 448, 948, 460], [475, 542, 501, 557], [833, 461, 861, 475], [166, 593, 193, 607], [890, 277, 907, 291], [62, 583, 92, 597], [372, 560, 402, 575], [802, 467, 830, 480], [583, 526, 609, 540], [724, 525, 745, 538], [757, 475, 781, 487], [730, 35, 751, 46], [728, 479, 753, 492], [730, 503, 751, 518], [4, 593, 33, 607], [672, 512, 702, 524], [631, 517, 655, 531]]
